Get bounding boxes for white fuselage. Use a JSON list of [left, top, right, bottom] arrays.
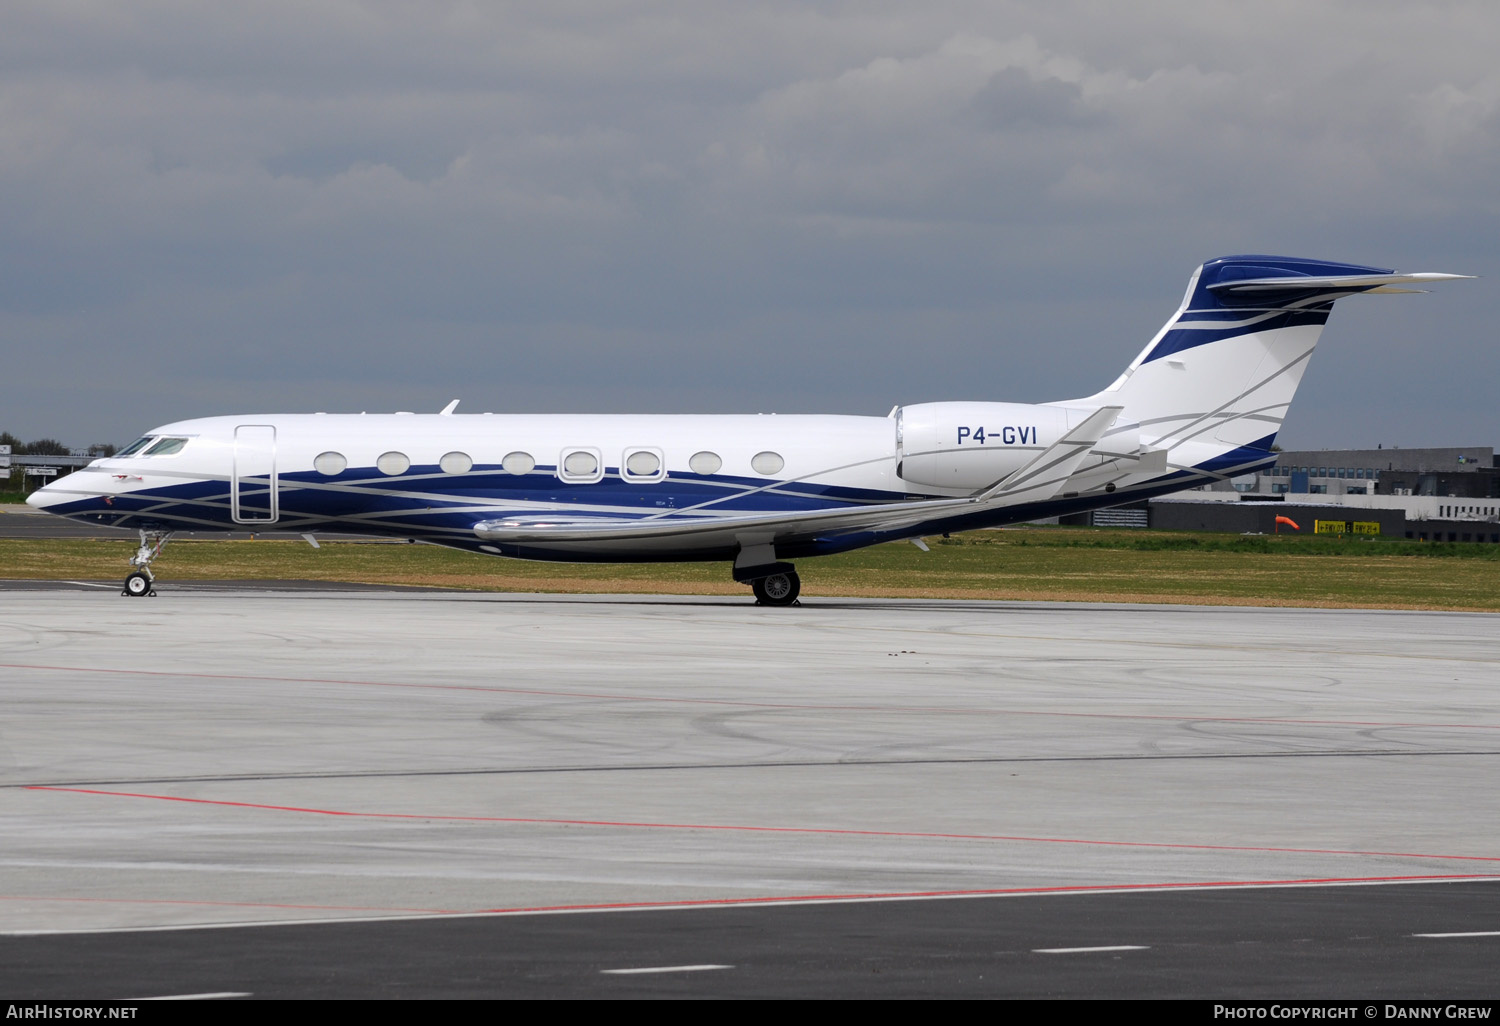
[[37, 254, 1455, 574], [28, 404, 1162, 562]]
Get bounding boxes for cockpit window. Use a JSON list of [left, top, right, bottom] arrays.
[[117, 436, 156, 457], [143, 437, 189, 456]]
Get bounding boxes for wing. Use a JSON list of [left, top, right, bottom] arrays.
[[472, 406, 1122, 547]]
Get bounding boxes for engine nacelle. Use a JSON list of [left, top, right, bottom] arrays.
[[897, 402, 1140, 491]]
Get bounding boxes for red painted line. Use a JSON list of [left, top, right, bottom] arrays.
[[466, 874, 1500, 914], [9, 875, 1496, 930], [28, 786, 1500, 864], [3, 662, 1497, 731]]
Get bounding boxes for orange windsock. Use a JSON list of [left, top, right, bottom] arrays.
[[1275, 515, 1300, 532]]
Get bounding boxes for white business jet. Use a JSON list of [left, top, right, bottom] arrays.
[[28, 255, 1468, 603]]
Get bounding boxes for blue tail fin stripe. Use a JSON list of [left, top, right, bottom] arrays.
[[1142, 309, 1328, 364]]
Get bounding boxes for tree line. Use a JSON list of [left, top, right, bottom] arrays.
[[0, 432, 117, 457]]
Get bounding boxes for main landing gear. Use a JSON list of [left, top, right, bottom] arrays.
[[734, 543, 801, 606], [121, 530, 174, 597], [750, 570, 801, 607], [734, 555, 801, 606]]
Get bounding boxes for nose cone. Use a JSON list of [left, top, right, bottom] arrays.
[[25, 479, 65, 511]]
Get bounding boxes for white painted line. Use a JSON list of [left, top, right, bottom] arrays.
[[130, 992, 251, 1000], [1032, 945, 1148, 954], [1413, 931, 1500, 938], [63, 580, 118, 589], [601, 964, 733, 975]]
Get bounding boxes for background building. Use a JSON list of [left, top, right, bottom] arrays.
[[1067, 446, 1500, 542]]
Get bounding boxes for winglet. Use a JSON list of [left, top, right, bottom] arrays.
[[973, 405, 1123, 504]]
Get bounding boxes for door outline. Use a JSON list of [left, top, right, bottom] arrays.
[[232, 424, 279, 524]]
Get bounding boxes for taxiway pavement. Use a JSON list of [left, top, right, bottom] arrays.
[[2, 587, 1498, 996]]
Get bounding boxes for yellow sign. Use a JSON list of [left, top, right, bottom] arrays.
[[1315, 520, 1380, 535]]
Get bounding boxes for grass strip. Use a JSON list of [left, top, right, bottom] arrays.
[[3, 527, 1498, 610]]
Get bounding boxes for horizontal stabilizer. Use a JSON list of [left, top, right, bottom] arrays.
[[1208, 272, 1472, 294]]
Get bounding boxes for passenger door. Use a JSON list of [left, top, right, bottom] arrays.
[[232, 424, 279, 524]]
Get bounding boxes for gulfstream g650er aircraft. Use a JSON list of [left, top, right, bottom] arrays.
[[29, 255, 1468, 603]]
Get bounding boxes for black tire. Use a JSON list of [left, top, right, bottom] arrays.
[[124, 572, 152, 597], [752, 571, 800, 606]]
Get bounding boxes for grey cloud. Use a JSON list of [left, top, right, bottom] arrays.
[[969, 67, 1103, 129], [1, 2, 1496, 448]]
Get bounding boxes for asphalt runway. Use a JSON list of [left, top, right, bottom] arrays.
[[2, 587, 1499, 997]]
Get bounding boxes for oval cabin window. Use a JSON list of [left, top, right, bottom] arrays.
[[439, 451, 473, 475], [502, 451, 535, 475], [314, 451, 347, 476], [564, 450, 597, 480], [376, 451, 411, 476], [689, 451, 722, 475], [751, 451, 784, 475], [624, 449, 662, 479]]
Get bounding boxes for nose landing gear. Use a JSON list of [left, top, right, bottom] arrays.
[[121, 530, 174, 597]]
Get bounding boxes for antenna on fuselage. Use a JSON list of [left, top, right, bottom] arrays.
[[440, 399, 460, 415]]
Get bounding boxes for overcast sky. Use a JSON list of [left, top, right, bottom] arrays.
[[3, 1, 1496, 449]]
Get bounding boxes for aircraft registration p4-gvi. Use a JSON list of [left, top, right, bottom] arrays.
[[28, 255, 1469, 603]]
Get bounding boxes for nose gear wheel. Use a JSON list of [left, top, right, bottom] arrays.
[[123, 571, 154, 597], [121, 530, 173, 597]]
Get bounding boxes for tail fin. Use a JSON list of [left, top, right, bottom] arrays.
[[1080, 255, 1469, 476]]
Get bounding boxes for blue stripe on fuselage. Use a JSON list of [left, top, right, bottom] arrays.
[[39, 464, 903, 534], [40, 439, 1278, 555]]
